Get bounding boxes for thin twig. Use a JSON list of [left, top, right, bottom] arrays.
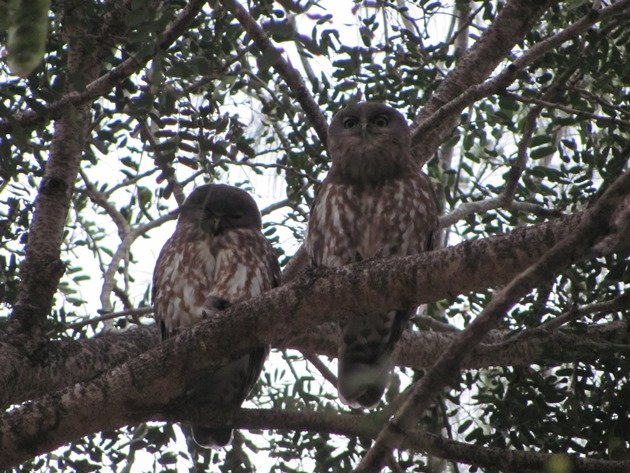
[[440, 67, 578, 228], [139, 121, 185, 205], [504, 92, 630, 128], [63, 307, 153, 331], [91, 183, 177, 319], [441, 3, 484, 53], [439, 197, 563, 228], [490, 289, 630, 350], [304, 354, 338, 388], [80, 170, 131, 240], [261, 198, 291, 216]]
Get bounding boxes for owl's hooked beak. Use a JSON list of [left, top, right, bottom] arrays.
[[201, 214, 224, 235], [210, 215, 224, 235], [360, 120, 368, 139]]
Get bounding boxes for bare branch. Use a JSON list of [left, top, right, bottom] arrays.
[[412, 0, 552, 165], [0, 198, 624, 408], [64, 307, 153, 331], [304, 354, 337, 388], [439, 198, 564, 228], [99, 209, 177, 316]]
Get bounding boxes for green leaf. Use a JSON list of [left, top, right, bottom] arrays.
[[530, 145, 557, 160]]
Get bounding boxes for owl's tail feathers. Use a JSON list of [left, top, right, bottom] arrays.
[[337, 310, 410, 409], [191, 425, 233, 449], [338, 353, 393, 409]]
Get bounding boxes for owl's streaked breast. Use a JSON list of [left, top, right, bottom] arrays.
[[153, 226, 276, 337], [306, 172, 436, 267], [153, 234, 215, 336]]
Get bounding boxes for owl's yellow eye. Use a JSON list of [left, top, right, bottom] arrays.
[[372, 115, 389, 127], [343, 117, 359, 129]]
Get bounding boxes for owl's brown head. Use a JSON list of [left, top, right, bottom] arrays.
[[179, 183, 262, 235], [327, 102, 413, 185]]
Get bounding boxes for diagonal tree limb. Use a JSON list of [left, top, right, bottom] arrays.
[[220, 0, 329, 146], [412, 0, 630, 165], [411, 0, 552, 165], [354, 170, 630, 472]]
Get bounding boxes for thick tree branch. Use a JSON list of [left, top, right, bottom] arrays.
[[160, 408, 630, 473], [2, 316, 628, 410], [294, 320, 630, 373], [1, 203, 627, 406], [1, 174, 629, 466], [355, 169, 630, 472]]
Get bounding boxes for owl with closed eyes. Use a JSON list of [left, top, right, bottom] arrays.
[[153, 183, 280, 447], [305, 102, 438, 408]]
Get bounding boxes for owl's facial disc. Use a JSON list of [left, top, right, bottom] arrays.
[[328, 103, 412, 184], [201, 203, 256, 235], [179, 183, 262, 235]]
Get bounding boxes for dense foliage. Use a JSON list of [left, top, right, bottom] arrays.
[[1, 0, 629, 471]]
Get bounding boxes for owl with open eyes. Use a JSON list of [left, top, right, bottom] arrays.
[[153, 183, 280, 447], [305, 102, 438, 408]]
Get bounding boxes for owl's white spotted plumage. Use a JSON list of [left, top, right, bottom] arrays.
[[305, 102, 438, 408], [153, 183, 279, 447]]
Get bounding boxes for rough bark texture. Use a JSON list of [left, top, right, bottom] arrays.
[[9, 11, 104, 343], [0, 209, 602, 408], [1, 193, 629, 466], [0, 327, 159, 408], [2, 317, 627, 411]]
